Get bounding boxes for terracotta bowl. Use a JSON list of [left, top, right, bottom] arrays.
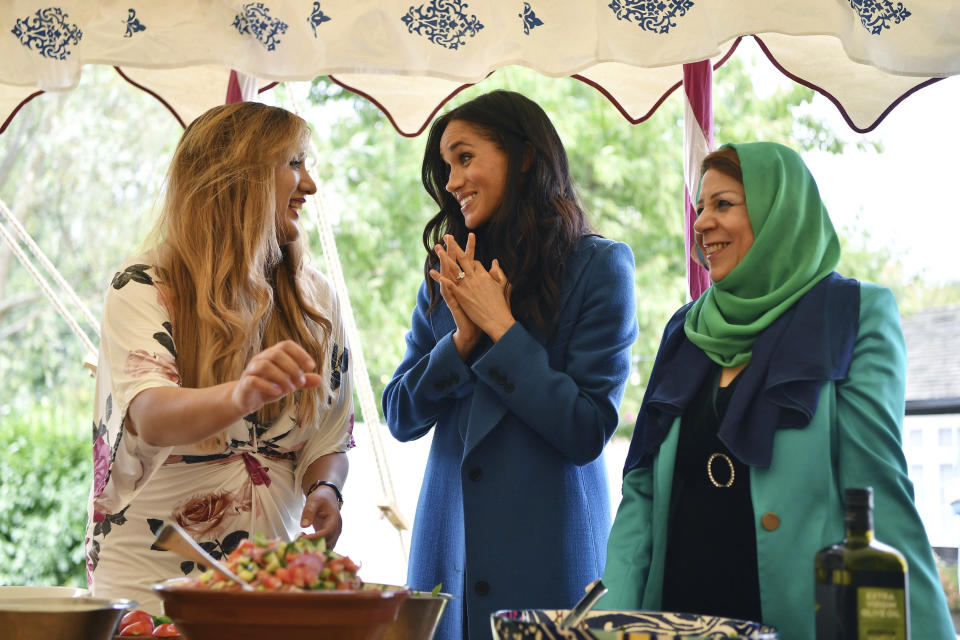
[[0, 596, 134, 640], [378, 589, 452, 640], [153, 577, 409, 640], [491, 609, 779, 639]]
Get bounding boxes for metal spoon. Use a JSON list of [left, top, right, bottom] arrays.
[[559, 578, 608, 629], [153, 523, 254, 591]]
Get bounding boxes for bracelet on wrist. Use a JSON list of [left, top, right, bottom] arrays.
[[305, 479, 343, 509]]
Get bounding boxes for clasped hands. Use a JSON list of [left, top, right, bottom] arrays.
[[429, 233, 515, 359]]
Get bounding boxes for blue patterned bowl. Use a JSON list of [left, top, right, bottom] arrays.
[[491, 609, 779, 639]]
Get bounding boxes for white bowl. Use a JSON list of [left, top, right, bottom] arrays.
[[0, 586, 89, 599], [0, 596, 134, 640]]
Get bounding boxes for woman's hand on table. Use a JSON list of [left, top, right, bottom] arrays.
[[300, 483, 343, 548]]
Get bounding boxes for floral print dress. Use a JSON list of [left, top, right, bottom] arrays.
[[84, 258, 354, 614]]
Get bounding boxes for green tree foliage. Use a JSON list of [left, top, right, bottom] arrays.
[[0, 67, 181, 417], [0, 67, 181, 587], [0, 405, 90, 586]]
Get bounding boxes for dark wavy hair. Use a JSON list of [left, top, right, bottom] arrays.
[[420, 90, 592, 335]]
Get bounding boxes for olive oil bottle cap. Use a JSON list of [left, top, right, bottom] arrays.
[[845, 487, 874, 509]]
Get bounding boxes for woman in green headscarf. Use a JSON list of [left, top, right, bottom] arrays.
[[601, 142, 953, 639]]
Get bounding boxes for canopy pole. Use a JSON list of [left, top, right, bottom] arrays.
[[682, 61, 714, 301], [225, 70, 260, 104]]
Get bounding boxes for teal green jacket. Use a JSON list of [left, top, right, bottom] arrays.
[[601, 283, 954, 640]]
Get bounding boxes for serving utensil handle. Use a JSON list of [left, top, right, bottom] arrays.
[[153, 523, 255, 591], [559, 579, 608, 629]]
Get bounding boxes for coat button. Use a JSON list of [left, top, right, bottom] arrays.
[[504, 383, 515, 393], [761, 512, 780, 531], [475, 580, 490, 596], [468, 467, 482, 482]]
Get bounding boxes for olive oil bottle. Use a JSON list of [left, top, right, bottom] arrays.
[[815, 487, 909, 640]]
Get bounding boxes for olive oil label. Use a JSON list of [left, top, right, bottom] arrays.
[[857, 587, 906, 640]]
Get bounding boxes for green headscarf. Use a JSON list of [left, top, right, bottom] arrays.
[[684, 142, 840, 367]]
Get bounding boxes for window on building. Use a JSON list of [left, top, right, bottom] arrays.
[[940, 464, 954, 505], [939, 427, 953, 447], [910, 465, 924, 506], [909, 429, 922, 448]]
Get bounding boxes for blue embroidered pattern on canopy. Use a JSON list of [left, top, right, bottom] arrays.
[[233, 2, 289, 51], [848, 0, 911, 34], [124, 8, 146, 38], [308, 1, 332, 36], [607, 0, 695, 34], [11, 7, 83, 60], [520, 2, 543, 35], [401, 0, 484, 50]]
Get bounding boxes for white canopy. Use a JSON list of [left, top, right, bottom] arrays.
[[2, 0, 958, 135]]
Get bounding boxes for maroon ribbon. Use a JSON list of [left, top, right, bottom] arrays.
[[242, 452, 271, 487]]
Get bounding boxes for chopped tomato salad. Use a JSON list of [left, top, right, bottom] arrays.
[[190, 533, 363, 591]]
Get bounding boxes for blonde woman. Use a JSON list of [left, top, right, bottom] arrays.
[[84, 102, 354, 614]]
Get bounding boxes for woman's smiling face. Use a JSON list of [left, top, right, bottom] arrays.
[[694, 168, 754, 282], [439, 119, 509, 230], [274, 150, 316, 244]]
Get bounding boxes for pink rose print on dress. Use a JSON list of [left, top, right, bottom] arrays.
[[123, 349, 180, 383], [85, 537, 98, 580], [171, 487, 250, 540], [92, 435, 111, 498]]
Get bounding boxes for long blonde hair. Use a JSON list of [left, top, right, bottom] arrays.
[[151, 102, 331, 449]]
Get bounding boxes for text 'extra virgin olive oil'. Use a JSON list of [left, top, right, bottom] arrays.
[[815, 487, 909, 640]]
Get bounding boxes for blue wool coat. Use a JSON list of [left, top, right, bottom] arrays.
[[600, 282, 955, 640], [383, 236, 638, 640]]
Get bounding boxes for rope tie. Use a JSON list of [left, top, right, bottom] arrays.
[[285, 83, 410, 564], [0, 197, 98, 365]]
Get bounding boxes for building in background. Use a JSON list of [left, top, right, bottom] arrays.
[[900, 305, 960, 551]]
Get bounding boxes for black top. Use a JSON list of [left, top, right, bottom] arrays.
[[660, 367, 763, 622]]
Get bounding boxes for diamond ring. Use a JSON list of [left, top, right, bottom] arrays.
[[456, 271, 466, 280]]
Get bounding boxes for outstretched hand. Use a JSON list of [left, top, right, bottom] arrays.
[[231, 340, 322, 415]]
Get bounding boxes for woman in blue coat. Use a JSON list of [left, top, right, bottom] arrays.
[[383, 90, 638, 640], [600, 142, 953, 639]]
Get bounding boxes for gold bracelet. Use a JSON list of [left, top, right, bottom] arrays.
[[306, 480, 343, 509]]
